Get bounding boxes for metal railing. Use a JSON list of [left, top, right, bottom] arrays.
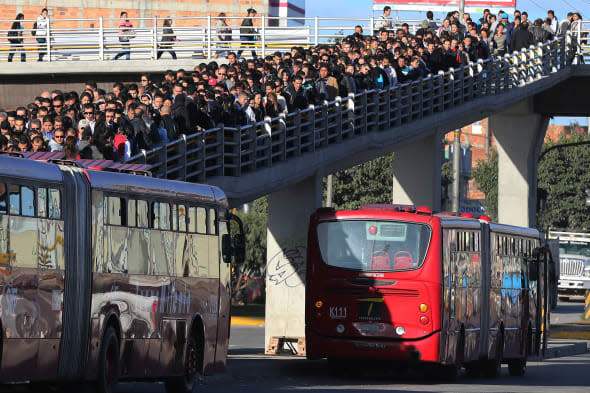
[[128, 35, 584, 184], [0, 16, 434, 62]]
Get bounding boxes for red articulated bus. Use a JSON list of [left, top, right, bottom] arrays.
[[0, 155, 245, 393], [305, 204, 550, 378]]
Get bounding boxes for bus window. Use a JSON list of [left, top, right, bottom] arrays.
[[48, 188, 60, 219], [188, 207, 197, 233], [38, 188, 47, 217], [127, 199, 136, 227], [159, 203, 170, 230], [152, 202, 160, 229], [172, 204, 178, 231], [197, 207, 206, 233], [137, 200, 148, 228], [9, 184, 20, 215], [106, 196, 124, 226], [178, 205, 187, 232], [0, 183, 6, 214], [208, 208, 217, 235], [21, 186, 34, 217]]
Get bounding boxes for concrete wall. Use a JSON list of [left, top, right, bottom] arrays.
[[265, 174, 322, 354]]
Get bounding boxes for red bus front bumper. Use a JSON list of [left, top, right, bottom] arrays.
[[306, 328, 440, 363]]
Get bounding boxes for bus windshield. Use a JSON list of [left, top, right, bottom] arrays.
[[559, 241, 590, 257], [316, 220, 431, 272]]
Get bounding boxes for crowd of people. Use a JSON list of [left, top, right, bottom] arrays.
[[0, 7, 582, 162]]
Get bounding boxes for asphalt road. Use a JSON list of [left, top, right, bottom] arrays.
[[552, 298, 586, 325], [112, 325, 590, 393]]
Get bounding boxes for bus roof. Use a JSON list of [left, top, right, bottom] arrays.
[[86, 169, 228, 208], [0, 154, 63, 183]]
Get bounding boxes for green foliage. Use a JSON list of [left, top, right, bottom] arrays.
[[231, 197, 267, 304], [537, 131, 590, 230], [330, 153, 394, 210], [472, 152, 498, 221]]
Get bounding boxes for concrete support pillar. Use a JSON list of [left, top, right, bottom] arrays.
[[265, 174, 322, 354], [491, 100, 549, 228], [392, 133, 442, 211]]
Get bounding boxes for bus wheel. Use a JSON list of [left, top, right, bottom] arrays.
[[483, 333, 503, 378], [508, 330, 528, 377], [508, 358, 526, 376], [165, 334, 202, 393], [97, 327, 120, 393]]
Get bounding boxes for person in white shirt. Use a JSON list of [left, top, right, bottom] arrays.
[[35, 6, 49, 61], [547, 10, 559, 35], [375, 6, 393, 34]]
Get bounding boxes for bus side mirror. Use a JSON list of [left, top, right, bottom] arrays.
[[222, 233, 232, 264], [233, 234, 246, 264]]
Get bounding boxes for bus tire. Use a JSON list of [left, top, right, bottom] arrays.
[[165, 334, 202, 393], [508, 329, 529, 377], [483, 332, 503, 378], [97, 327, 120, 393]]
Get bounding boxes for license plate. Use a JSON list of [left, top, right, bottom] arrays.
[[358, 298, 383, 321]]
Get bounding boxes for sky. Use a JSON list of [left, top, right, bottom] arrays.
[[305, 0, 588, 126]]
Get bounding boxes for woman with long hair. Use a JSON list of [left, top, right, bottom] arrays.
[[7, 13, 25, 62]]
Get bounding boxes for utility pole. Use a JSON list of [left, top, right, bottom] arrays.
[[452, 129, 461, 213], [459, 0, 465, 18]]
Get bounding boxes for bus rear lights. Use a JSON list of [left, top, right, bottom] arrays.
[[419, 315, 430, 325], [314, 300, 324, 308], [419, 303, 428, 313], [336, 324, 345, 334], [368, 225, 378, 235], [395, 326, 406, 336]]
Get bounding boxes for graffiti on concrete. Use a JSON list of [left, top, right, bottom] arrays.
[[267, 246, 306, 287]]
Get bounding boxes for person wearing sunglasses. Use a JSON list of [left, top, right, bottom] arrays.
[[48, 130, 65, 152], [82, 103, 96, 133]]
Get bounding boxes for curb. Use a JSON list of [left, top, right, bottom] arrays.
[[231, 316, 265, 326], [550, 323, 590, 340], [539, 342, 588, 360]]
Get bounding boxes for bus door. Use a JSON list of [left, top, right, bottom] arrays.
[[214, 210, 231, 365]]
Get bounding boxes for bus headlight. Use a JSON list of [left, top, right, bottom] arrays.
[[395, 326, 406, 336], [584, 268, 590, 278], [336, 324, 345, 333]]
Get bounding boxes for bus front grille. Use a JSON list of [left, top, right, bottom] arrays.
[[560, 259, 584, 277]]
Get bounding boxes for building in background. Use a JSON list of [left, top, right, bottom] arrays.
[[0, 0, 305, 28], [268, 0, 305, 26]]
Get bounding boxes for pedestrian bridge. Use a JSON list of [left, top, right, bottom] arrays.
[[125, 31, 590, 352]]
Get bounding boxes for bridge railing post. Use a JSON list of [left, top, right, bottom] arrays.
[[46, 17, 51, 62], [207, 15, 212, 60], [179, 134, 187, 181], [152, 16, 158, 60], [261, 15, 266, 59], [98, 17, 104, 60], [314, 17, 319, 46]]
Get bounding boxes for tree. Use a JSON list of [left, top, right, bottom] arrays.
[[231, 197, 267, 304], [537, 131, 590, 230], [330, 153, 394, 210], [472, 152, 498, 221]]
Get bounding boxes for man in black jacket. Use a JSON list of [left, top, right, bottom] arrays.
[[510, 23, 535, 52]]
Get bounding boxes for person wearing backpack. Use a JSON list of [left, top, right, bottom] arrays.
[[7, 13, 25, 63], [35, 7, 49, 61]]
